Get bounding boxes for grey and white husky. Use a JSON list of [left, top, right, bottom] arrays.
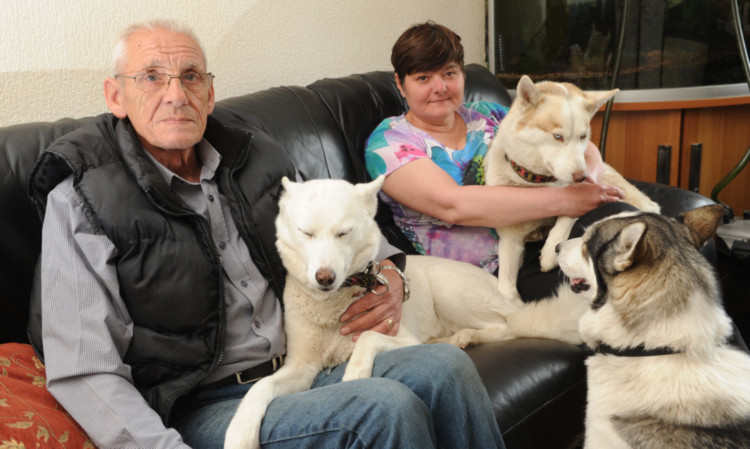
[[557, 204, 750, 448]]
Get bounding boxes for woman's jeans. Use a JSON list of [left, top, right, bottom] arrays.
[[172, 344, 505, 449]]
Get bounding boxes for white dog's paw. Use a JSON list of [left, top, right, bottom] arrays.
[[224, 398, 267, 449], [498, 283, 523, 306], [224, 418, 261, 449], [505, 293, 524, 308], [539, 244, 559, 272], [448, 328, 476, 349], [342, 357, 374, 381]]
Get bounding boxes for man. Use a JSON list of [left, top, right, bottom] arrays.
[[27, 20, 504, 448]]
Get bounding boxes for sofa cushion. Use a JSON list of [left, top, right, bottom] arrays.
[[0, 343, 94, 447], [466, 339, 587, 449]]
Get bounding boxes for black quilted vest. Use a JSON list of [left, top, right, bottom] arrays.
[[27, 114, 294, 424]]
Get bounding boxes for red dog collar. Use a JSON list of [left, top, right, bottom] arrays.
[[505, 155, 557, 183]]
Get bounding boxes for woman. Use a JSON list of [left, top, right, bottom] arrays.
[[365, 21, 627, 300]]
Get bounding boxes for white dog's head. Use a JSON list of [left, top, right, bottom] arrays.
[[275, 176, 385, 294], [499, 75, 618, 184]]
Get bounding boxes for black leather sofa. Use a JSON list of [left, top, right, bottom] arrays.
[[0, 64, 715, 448]]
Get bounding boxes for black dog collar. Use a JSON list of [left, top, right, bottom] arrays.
[[594, 343, 681, 357], [343, 261, 389, 293]]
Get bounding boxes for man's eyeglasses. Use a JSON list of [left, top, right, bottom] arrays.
[[115, 71, 215, 93]]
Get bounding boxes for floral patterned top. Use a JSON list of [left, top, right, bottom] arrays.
[[365, 101, 509, 272]]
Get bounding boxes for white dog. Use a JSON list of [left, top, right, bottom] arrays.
[[557, 205, 750, 448], [485, 75, 660, 303], [224, 176, 586, 449]]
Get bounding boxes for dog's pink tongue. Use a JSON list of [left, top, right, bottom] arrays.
[[570, 278, 590, 293]]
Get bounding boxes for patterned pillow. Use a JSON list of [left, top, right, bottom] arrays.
[[0, 343, 94, 448]]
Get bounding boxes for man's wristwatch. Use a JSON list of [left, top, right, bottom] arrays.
[[380, 264, 410, 303]]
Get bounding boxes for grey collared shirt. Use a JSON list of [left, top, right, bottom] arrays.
[[40, 140, 401, 448], [146, 142, 285, 385]]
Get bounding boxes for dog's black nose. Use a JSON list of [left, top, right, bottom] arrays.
[[555, 243, 561, 254], [316, 268, 336, 287]]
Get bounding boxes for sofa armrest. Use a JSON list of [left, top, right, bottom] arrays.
[[631, 180, 718, 264], [629, 180, 716, 218]]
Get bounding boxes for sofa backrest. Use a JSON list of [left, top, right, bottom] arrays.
[[0, 63, 511, 344], [211, 64, 512, 183], [210, 85, 359, 182], [307, 64, 512, 183]]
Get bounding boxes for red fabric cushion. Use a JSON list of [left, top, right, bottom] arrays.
[[0, 343, 94, 448]]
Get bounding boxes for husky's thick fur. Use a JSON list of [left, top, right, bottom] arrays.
[[224, 176, 586, 449], [485, 75, 660, 302], [557, 205, 750, 448]]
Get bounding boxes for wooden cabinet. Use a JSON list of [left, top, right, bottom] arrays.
[[681, 104, 750, 217], [591, 109, 682, 186], [590, 98, 750, 216]]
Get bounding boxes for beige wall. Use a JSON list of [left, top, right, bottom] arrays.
[[0, 0, 486, 126]]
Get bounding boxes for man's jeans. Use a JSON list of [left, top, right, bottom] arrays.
[[172, 344, 505, 448]]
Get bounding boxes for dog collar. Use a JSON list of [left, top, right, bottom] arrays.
[[344, 261, 389, 293], [594, 343, 681, 357], [505, 155, 557, 183]]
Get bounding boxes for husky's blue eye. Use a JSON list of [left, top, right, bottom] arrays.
[[298, 228, 313, 238], [553, 134, 564, 142]]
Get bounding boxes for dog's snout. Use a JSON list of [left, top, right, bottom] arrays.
[[572, 171, 587, 183], [315, 268, 336, 287]]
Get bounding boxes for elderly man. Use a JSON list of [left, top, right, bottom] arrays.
[[27, 20, 504, 449]]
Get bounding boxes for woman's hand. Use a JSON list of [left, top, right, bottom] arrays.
[[559, 181, 624, 217], [553, 140, 623, 217], [339, 260, 404, 342]]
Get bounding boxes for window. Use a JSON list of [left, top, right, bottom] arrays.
[[488, 0, 750, 93]]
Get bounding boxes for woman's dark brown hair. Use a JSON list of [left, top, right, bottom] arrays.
[[391, 21, 464, 81]]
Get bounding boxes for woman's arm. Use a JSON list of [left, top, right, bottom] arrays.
[[382, 157, 624, 229]]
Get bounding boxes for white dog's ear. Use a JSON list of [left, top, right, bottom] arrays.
[[355, 176, 385, 217], [584, 88, 619, 117], [516, 75, 545, 108], [613, 221, 646, 272], [280, 176, 297, 193]]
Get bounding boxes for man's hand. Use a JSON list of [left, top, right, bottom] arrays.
[[339, 259, 404, 342]]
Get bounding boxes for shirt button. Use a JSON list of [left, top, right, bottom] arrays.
[[240, 280, 248, 288], [208, 194, 215, 202], [218, 241, 227, 250]]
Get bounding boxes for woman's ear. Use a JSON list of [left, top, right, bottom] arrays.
[[394, 73, 406, 97], [103, 77, 128, 119]]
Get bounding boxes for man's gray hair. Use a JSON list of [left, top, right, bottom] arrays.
[[112, 19, 207, 75]]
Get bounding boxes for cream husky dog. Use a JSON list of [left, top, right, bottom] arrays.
[[557, 204, 750, 448], [485, 75, 660, 302], [224, 176, 586, 449]]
